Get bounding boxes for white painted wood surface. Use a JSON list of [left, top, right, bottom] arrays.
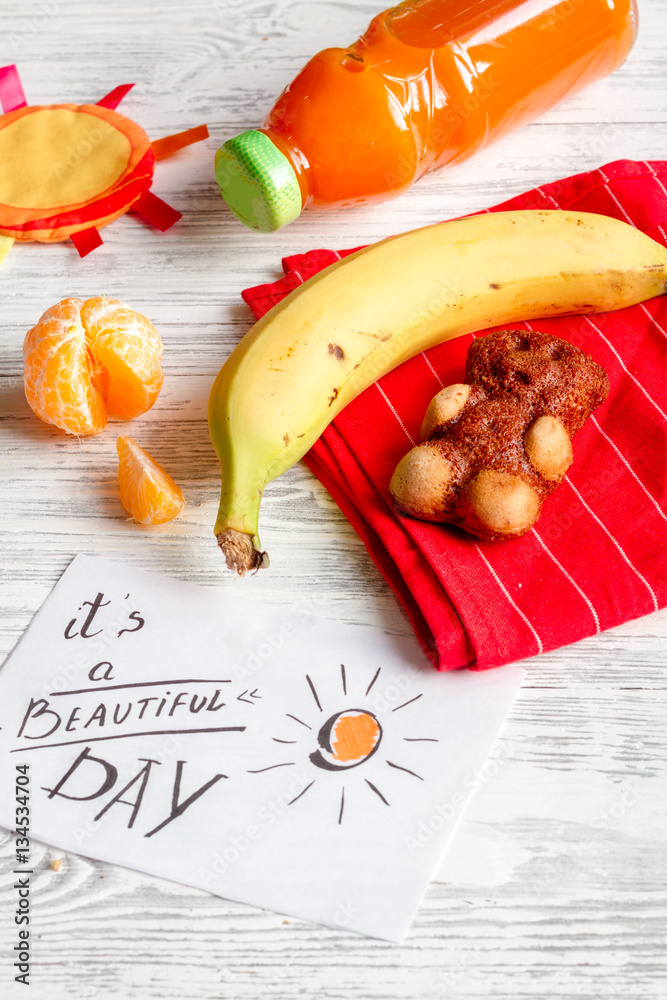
[[1, 1, 666, 997]]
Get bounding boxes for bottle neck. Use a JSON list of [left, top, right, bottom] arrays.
[[258, 129, 311, 208]]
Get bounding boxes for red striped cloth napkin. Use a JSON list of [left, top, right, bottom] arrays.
[[242, 160, 667, 671]]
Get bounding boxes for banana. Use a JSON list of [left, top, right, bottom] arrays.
[[208, 210, 667, 574]]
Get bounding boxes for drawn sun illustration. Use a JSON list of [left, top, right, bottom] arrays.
[[248, 665, 438, 824]]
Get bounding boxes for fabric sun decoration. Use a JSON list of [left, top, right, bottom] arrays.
[[0, 64, 208, 262]]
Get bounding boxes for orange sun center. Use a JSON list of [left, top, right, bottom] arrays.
[[331, 712, 380, 762]]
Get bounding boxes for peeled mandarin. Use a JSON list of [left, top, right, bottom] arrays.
[[116, 435, 184, 525], [23, 296, 163, 435]]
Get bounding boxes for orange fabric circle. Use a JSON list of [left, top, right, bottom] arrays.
[[0, 103, 154, 242]]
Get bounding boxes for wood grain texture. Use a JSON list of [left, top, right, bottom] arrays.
[[1, 0, 666, 997]]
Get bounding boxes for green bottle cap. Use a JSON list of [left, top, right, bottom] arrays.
[[215, 130, 303, 233]]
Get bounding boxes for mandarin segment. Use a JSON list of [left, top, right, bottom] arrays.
[[116, 435, 184, 525], [79, 296, 126, 331], [22, 296, 164, 435], [23, 297, 84, 359], [23, 298, 106, 435], [82, 297, 164, 420], [81, 297, 163, 357]]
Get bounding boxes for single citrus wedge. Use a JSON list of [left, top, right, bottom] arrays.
[[23, 296, 163, 434], [117, 435, 184, 525]]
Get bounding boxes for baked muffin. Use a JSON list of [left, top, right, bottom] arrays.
[[390, 330, 609, 540]]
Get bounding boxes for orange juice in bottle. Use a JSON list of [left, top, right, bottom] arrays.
[[215, 0, 638, 231]]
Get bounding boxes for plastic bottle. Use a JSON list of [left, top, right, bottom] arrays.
[[215, 0, 638, 232]]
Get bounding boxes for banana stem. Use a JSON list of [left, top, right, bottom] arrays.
[[216, 529, 269, 576], [213, 473, 269, 575]]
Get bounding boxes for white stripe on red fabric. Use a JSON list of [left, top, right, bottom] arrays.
[[595, 170, 667, 339], [519, 322, 604, 618], [590, 415, 667, 523], [644, 161, 667, 204], [520, 197, 660, 614], [421, 352, 445, 389], [374, 309, 546, 650], [597, 168, 636, 227], [638, 300, 667, 341], [564, 477, 659, 612], [375, 384, 416, 446], [583, 315, 667, 421], [378, 369, 543, 651], [642, 164, 667, 254], [536, 186, 560, 209], [532, 530, 600, 632], [473, 545, 544, 655]]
